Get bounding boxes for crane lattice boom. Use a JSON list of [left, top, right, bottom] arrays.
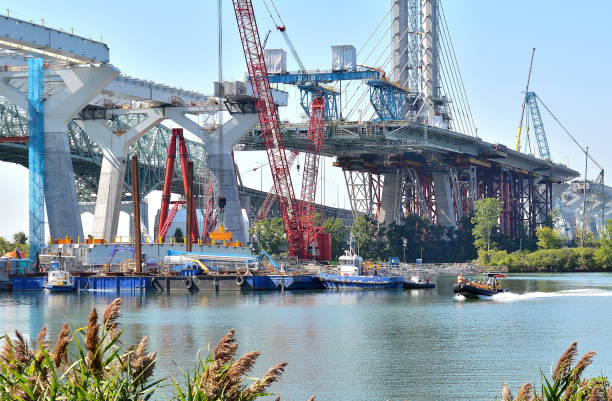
[[525, 92, 551, 161], [232, 0, 304, 257], [299, 96, 326, 248], [255, 150, 298, 222]]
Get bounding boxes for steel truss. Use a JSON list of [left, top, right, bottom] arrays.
[[344, 170, 383, 221]]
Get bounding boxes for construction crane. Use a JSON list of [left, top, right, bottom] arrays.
[[158, 128, 199, 243], [262, 0, 306, 72], [255, 150, 299, 222], [515, 48, 536, 152], [524, 92, 551, 161], [232, 0, 305, 257], [299, 96, 326, 251], [158, 201, 185, 241]]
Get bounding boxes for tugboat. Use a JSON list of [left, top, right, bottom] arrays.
[[403, 270, 435, 289], [42, 261, 75, 292], [453, 273, 509, 298], [319, 248, 404, 289]]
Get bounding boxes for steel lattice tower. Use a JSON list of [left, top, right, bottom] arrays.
[[28, 58, 44, 259]]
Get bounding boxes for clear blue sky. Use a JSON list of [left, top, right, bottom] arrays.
[[0, 0, 611, 238]]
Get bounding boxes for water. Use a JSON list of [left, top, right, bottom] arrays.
[[2, 273, 612, 401]]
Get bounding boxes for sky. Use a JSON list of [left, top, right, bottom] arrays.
[[0, 0, 611, 239]]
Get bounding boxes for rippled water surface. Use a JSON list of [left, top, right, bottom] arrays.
[[2, 273, 612, 401]]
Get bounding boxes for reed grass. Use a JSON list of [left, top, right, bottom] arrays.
[[500, 342, 610, 401], [0, 297, 314, 401]]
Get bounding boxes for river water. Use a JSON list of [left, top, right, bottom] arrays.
[[1, 273, 612, 401]]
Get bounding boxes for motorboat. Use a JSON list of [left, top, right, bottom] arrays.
[[403, 270, 435, 289], [453, 273, 509, 298], [42, 261, 75, 292], [319, 249, 404, 289]]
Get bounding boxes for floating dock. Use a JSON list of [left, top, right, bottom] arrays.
[[10, 274, 324, 292]]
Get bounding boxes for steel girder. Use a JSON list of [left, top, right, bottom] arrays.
[[343, 170, 383, 220]]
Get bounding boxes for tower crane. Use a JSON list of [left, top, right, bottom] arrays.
[[233, 0, 328, 259]]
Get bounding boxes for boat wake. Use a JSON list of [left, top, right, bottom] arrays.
[[491, 288, 612, 301]]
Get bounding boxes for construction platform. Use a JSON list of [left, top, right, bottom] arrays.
[[10, 273, 324, 292]]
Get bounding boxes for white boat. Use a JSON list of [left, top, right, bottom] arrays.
[[42, 261, 75, 292]]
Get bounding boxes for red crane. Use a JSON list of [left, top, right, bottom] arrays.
[[232, 0, 305, 257], [201, 179, 217, 242], [158, 128, 199, 243], [299, 96, 326, 250], [255, 150, 298, 222]]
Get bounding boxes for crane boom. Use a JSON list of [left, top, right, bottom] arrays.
[[515, 48, 536, 152], [299, 96, 326, 249], [256, 150, 299, 222], [525, 92, 551, 161], [278, 27, 306, 72], [232, 0, 305, 257]]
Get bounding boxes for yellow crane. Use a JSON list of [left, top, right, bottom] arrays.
[[515, 48, 536, 152]]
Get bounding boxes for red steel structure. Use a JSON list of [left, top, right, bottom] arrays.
[[233, 0, 305, 257], [202, 179, 217, 242], [158, 128, 199, 242], [157, 201, 185, 241], [255, 150, 299, 222], [299, 96, 326, 249]]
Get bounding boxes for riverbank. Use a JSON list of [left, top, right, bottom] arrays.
[[480, 247, 609, 272]]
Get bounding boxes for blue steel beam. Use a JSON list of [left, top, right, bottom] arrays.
[[367, 79, 412, 121], [298, 84, 338, 121], [267, 69, 380, 84], [28, 58, 44, 258]]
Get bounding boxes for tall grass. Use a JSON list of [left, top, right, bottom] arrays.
[[500, 342, 610, 401], [0, 298, 314, 401]]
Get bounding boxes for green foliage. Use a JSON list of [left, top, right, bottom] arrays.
[[0, 232, 29, 255], [537, 227, 564, 250], [594, 219, 612, 268], [174, 227, 184, 243], [351, 215, 386, 261], [322, 217, 349, 259], [250, 217, 286, 255], [480, 247, 602, 272], [472, 198, 503, 251]]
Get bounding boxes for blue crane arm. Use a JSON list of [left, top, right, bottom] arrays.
[[526, 92, 551, 161]]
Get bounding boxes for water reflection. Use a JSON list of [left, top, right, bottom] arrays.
[[2, 273, 612, 400]]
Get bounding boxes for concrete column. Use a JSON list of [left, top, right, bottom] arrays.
[[392, 0, 409, 86], [421, 0, 439, 119], [379, 172, 400, 225], [83, 108, 164, 240], [166, 110, 258, 244], [432, 171, 456, 227]]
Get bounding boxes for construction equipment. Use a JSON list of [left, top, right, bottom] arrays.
[[233, 0, 305, 257], [515, 48, 536, 152], [255, 150, 299, 221], [202, 179, 217, 243], [262, 0, 306, 72], [157, 201, 185, 241], [299, 96, 326, 252], [158, 128, 199, 243], [524, 92, 551, 161]]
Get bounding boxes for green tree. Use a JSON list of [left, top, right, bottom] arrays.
[[322, 217, 349, 259], [250, 217, 286, 255], [536, 226, 563, 249], [13, 231, 27, 245], [173, 227, 184, 243], [472, 198, 503, 251], [351, 215, 386, 260], [594, 219, 612, 268]]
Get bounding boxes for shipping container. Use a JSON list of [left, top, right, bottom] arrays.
[[315, 232, 332, 263], [264, 49, 287, 74], [331, 45, 356, 71]]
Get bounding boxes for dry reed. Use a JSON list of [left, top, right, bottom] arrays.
[[52, 323, 70, 368], [553, 341, 577, 381]]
